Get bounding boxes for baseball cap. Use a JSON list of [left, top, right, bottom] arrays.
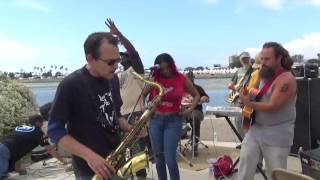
[[239, 52, 250, 61]]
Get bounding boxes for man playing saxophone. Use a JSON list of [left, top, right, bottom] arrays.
[[48, 32, 136, 179]]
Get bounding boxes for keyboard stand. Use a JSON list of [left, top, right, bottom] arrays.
[[206, 106, 267, 180]]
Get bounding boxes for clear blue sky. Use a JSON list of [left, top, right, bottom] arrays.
[[1, 0, 320, 72]]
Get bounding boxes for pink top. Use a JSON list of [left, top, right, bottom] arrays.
[[151, 74, 186, 113]]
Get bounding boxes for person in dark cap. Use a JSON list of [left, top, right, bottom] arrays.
[[183, 70, 210, 156], [106, 18, 147, 179], [0, 112, 64, 179]]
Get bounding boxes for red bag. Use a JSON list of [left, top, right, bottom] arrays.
[[213, 155, 234, 178]]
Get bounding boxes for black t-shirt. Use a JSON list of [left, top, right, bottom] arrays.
[[1, 125, 49, 171], [194, 84, 208, 112], [50, 67, 122, 177]]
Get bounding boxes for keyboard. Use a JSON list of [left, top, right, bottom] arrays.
[[205, 106, 242, 117]]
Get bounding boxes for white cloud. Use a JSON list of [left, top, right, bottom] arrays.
[[244, 32, 320, 59], [0, 34, 72, 72], [235, 0, 320, 12], [244, 47, 262, 57], [284, 33, 320, 59], [259, 0, 285, 10], [305, 0, 320, 6], [0, 35, 38, 59], [203, 0, 219, 4], [13, 0, 49, 13]]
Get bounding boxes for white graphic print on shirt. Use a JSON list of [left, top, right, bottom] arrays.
[[97, 91, 115, 128]]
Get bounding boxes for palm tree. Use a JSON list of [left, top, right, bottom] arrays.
[[33, 66, 37, 75]]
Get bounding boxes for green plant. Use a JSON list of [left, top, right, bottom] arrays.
[[0, 78, 37, 136]]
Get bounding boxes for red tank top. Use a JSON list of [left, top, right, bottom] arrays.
[[151, 74, 186, 113]]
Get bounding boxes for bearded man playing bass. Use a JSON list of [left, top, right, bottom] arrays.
[[238, 42, 297, 180]]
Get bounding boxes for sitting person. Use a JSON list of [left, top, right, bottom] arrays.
[[0, 113, 64, 179], [183, 71, 210, 156]]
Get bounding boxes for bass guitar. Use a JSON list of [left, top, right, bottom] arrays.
[[242, 88, 259, 130], [228, 76, 245, 104]]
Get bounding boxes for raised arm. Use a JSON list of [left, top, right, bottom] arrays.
[[105, 18, 135, 54], [105, 18, 144, 74]]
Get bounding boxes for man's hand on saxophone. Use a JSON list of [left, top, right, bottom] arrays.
[[85, 151, 115, 180]]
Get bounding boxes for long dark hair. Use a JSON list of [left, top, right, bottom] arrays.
[[152, 53, 180, 80], [262, 42, 293, 70]]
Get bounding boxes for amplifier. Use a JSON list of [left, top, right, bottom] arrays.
[[305, 63, 319, 78], [300, 147, 320, 179], [292, 65, 305, 77]]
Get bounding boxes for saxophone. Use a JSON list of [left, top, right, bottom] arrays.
[[92, 70, 164, 180]]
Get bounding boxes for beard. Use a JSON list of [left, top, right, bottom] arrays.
[[259, 65, 275, 80]]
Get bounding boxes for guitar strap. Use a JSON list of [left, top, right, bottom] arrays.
[[251, 69, 285, 124], [230, 67, 254, 103], [242, 66, 254, 88]]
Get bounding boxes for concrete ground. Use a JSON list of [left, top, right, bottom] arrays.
[[9, 115, 305, 180]]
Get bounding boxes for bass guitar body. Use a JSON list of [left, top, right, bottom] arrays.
[[242, 88, 259, 130]]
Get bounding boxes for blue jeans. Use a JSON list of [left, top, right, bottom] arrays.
[[0, 143, 10, 179], [149, 114, 182, 180]]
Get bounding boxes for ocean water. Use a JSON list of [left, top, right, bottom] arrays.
[[25, 78, 231, 108], [25, 82, 59, 106]]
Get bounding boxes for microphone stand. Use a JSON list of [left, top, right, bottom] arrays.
[[127, 69, 153, 121], [125, 68, 154, 180]]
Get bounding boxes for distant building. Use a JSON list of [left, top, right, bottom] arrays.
[[213, 64, 221, 68]]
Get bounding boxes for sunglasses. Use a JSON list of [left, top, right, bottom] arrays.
[[98, 58, 121, 66]]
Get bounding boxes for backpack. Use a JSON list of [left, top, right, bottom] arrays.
[[213, 155, 234, 178]]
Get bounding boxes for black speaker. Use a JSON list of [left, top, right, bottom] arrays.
[[309, 78, 320, 149], [305, 63, 319, 78], [292, 78, 320, 154], [291, 78, 312, 154], [292, 65, 305, 77]]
